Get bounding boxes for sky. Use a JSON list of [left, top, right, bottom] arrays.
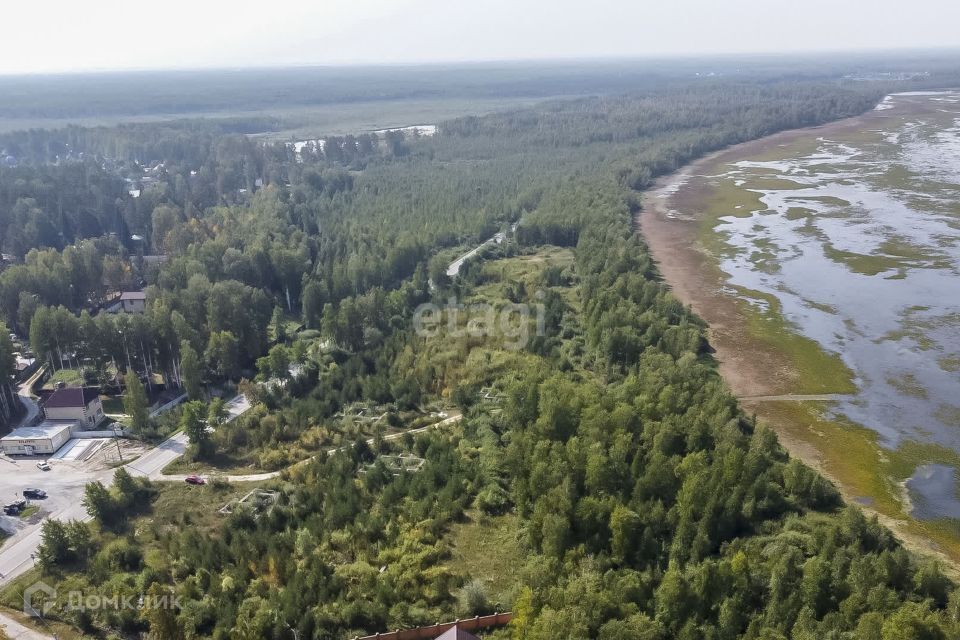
[[4, 0, 960, 75]]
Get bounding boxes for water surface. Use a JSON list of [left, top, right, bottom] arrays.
[[691, 92, 960, 519]]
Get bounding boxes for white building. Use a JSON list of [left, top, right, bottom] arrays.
[[0, 420, 77, 455], [43, 386, 105, 427]]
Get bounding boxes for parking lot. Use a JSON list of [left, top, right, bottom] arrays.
[[0, 395, 250, 585], [0, 454, 103, 544], [0, 437, 148, 553]]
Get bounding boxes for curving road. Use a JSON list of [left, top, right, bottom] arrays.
[[13, 368, 45, 429]]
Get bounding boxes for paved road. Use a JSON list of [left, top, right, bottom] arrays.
[[123, 432, 188, 479], [0, 457, 102, 582], [446, 232, 505, 278], [13, 368, 44, 429]]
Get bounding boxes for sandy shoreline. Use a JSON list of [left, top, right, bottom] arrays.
[[637, 106, 890, 396]]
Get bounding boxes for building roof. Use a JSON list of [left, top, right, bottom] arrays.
[[44, 386, 100, 409], [434, 627, 480, 640], [119, 291, 147, 301], [1, 420, 76, 441]]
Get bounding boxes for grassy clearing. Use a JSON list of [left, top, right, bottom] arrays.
[[0, 603, 83, 640], [160, 450, 263, 476], [448, 511, 526, 609], [44, 368, 84, 389], [99, 396, 125, 414], [475, 246, 579, 311], [146, 481, 258, 533], [0, 95, 542, 137]]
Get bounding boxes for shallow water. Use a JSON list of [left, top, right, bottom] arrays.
[[701, 92, 960, 519], [906, 465, 960, 520]]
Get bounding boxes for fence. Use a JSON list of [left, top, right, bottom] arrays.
[[353, 613, 513, 640], [149, 393, 187, 418]]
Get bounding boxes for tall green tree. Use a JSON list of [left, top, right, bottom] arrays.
[[179, 341, 203, 401], [205, 330, 240, 380], [271, 305, 287, 343], [0, 322, 14, 380], [82, 481, 115, 526], [301, 280, 325, 329], [124, 372, 149, 435], [181, 400, 212, 459]]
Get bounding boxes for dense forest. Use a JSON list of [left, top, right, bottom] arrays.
[[4, 70, 960, 640], [3, 55, 957, 120]]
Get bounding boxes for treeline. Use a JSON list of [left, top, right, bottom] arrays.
[[495, 171, 958, 638]]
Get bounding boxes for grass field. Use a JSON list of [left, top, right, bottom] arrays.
[[448, 512, 526, 610], [44, 368, 85, 389]]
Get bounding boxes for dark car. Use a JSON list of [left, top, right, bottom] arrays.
[[3, 499, 26, 515], [184, 475, 206, 485], [23, 488, 47, 499]]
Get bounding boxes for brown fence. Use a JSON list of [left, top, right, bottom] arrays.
[[353, 612, 513, 640]]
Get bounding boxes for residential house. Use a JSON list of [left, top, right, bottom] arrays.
[[118, 291, 147, 313], [43, 386, 105, 428]]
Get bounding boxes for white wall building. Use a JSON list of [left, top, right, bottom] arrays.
[[43, 386, 105, 428], [0, 420, 77, 455]]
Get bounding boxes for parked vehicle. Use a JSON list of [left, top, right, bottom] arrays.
[[3, 500, 26, 515], [184, 475, 206, 485], [36, 461, 51, 471], [23, 488, 47, 499]]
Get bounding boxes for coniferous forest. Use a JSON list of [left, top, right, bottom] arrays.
[[3, 66, 960, 640]]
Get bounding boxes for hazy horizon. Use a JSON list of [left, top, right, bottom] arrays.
[[5, 0, 960, 75]]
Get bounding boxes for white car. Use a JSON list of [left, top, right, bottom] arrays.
[[36, 461, 51, 471]]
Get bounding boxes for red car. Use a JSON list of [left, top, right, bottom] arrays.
[[184, 475, 206, 485]]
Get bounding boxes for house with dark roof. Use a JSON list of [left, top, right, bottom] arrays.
[[118, 290, 147, 313], [43, 386, 104, 427]]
